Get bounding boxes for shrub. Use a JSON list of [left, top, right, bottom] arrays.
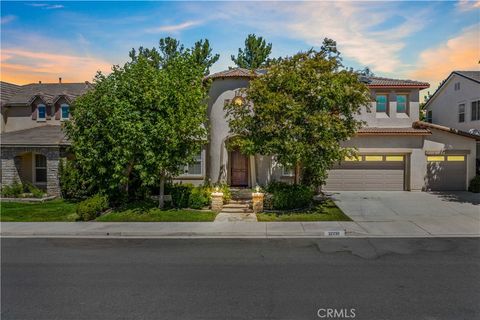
[[166, 183, 194, 208], [23, 183, 45, 198], [1, 180, 24, 198], [188, 187, 210, 209], [265, 181, 314, 210], [76, 194, 109, 221], [59, 159, 89, 200], [468, 175, 480, 193]]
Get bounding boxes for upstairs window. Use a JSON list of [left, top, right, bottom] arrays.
[[454, 82, 460, 91], [37, 104, 46, 121], [376, 94, 387, 113], [396, 94, 408, 113], [471, 100, 480, 121], [61, 104, 70, 120], [458, 104, 465, 123], [427, 110, 433, 123]]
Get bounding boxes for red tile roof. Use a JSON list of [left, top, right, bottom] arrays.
[[206, 68, 264, 80], [413, 121, 480, 140], [366, 77, 430, 89], [356, 127, 431, 136]]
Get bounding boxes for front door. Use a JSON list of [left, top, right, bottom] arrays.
[[230, 149, 249, 187]]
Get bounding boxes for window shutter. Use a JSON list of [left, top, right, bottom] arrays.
[[55, 104, 61, 120], [46, 105, 52, 120], [31, 104, 37, 120]]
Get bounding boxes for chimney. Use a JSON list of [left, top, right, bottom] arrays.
[[59, 77, 62, 84], [38, 81, 42, 84]]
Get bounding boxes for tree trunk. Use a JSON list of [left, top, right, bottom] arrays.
[[158, 174, 165, 209], [294, 163, 301, 185]]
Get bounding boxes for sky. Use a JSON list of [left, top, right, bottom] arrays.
[[1, 1, 479, 97]]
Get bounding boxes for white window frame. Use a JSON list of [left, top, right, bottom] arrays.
[[458, 103, 465, 123], [37, 104, 47, 122], [33, 153, 47, 185], [471, 100, 480, 121], [60, 103, 70, 120], [179, 150, 205, 177], [454, 82, 460, 91]]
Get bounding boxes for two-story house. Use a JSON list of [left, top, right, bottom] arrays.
[[0, 80, 90, 195], [1, 69, 478, 196], [423, 71, 480, 162]]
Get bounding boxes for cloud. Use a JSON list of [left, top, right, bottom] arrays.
[[409, 24, 480, 88], [457, 0, 480, 11], [1, 15, 16, 25], [145, 20, 201, 33], [0, 49, 112, 84], [27, 3, 64, 9]]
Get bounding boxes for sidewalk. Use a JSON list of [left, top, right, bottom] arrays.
[[1, 220, 479, 238]]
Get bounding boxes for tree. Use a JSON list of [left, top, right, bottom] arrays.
[[231, 34, 272, 69], [191, 39, 220, 75], [66, 47, 208, 207], [225, 38, 371, 187]]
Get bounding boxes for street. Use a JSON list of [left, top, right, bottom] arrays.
[[2, 238, 479, 320]]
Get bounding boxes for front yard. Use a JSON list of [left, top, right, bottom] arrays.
[[0, 200, 78, 222]]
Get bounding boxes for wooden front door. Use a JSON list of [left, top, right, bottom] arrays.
[[230, 150, 249, 187]]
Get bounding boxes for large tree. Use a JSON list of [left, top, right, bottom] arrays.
[[66, 45, 208, 207], [225, 38, 371, 187], [231, 34, 272, 69]]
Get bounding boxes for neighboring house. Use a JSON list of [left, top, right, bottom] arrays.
[[1, 69, 479, 196], [423, 71, 480, 161], [0, 80, 90, 195]]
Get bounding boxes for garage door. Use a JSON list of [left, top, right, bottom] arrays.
[[324, 155, 405, 191], [425, 155, 466, 191]]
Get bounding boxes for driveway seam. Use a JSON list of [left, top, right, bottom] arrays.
[[409, 220, 433, 236]]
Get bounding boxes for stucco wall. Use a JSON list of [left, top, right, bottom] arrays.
[[426, 74, 480, 132]]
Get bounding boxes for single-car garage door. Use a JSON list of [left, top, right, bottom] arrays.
[[324, 155, 405, 191], [426, 155, 466, 191]]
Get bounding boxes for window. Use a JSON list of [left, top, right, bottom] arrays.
[[454, 82, 460, 91], [458, 104, 465, 123], [396, 94, 408, 113], [427, 110, 433, 123], [427, 156, 445, 162], [344, 156, 361, 161], [447, 155, 464, 162], [376, 94, 387, 113], [35, 154, 47, 183], [37, 104, 46, 121], [181, 152, 203, 176], [365, 155, 383, 161], [282, 165, 295, 176], [385, 155, 404, 162], [471, 100, 480, 121], [61, 104, 70, 120]]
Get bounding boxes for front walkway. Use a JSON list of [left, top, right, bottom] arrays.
[[329, 191, 480, 236]]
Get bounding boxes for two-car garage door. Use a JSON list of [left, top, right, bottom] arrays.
[[324, 155, 405, 191]]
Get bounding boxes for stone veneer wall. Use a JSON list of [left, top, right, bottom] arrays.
[[1, 146, 61, 196]]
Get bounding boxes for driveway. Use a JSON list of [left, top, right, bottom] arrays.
[[329, 191, 480, 236]]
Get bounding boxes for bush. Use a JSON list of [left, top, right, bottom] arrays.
[[59, 159, 89, 200], [165, 183, 194, 208], [468, 176, 480, 193], [76, 194, 109, 221], [188, 187, 210, 209], [265, 181, 314, 210], [23, 183, 45, 198], [1, 180, 24, 198]]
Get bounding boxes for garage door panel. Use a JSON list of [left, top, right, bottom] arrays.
[[426, 159, 466, 191], [325, 157, 405, 191]]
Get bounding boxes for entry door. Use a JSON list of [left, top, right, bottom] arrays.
[[230, 150, 249, 187]]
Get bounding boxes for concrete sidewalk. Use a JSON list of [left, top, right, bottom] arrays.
[[1, 220, 478, 238]]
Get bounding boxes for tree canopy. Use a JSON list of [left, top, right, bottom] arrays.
[[231, 34, 273, 69], [66, 42, 208, 206], [225, 38, 371, 187]]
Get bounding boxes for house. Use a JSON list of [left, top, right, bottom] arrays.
[[0, 80, 90, 195], [423, 71, 480, 161], [174, 68, 479, 191], [1, 69, 478, 196]]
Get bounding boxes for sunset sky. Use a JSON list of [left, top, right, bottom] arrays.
[[1, 1, 479, 97]]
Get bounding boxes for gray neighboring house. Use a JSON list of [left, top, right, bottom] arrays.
[[423, 71, 480, 161], [0, 80, 90, 196], [1, 69, 479, 196]]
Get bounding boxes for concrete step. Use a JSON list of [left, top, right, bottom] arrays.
[[227, 200, 252, 205], [223, 203, 250, 209], [221, 208, 253, 213]]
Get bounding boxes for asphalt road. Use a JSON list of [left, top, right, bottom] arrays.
[[1, 238, 479, 320]]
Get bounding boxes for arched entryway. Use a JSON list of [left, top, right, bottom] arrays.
[[229, 148, 249, 187]]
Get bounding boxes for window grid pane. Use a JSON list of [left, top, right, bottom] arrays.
[[38, 105, 46, 119], [396, 95, 407, 113], [376, 95, 387, 113], [35, 154, 47, 167], [61, 105, 70, 119]]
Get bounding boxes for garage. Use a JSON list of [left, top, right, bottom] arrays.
[[324, 155, 405, 191], [425, 155, 466, 191]]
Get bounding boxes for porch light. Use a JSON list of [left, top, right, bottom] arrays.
[[255, 185, 260, 193]]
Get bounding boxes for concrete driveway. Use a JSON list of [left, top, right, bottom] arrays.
[[329, 191, 480, 236]]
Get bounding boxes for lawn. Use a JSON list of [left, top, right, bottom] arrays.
[[256, 199, 351, 222], [0, 200, 78, 222]]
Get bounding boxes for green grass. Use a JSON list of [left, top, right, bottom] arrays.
[[256, 199, 351, 222], [0, 199, 78, 222], [96, 201, 217, 222]]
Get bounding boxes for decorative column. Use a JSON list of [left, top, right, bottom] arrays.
[[211, 191, 224, 212], [252, 191, 264, 213]]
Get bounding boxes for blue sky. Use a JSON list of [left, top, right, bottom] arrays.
[[1, 1, 479, 95]]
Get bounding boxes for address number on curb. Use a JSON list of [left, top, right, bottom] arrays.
[[324, 230, 346, 237]]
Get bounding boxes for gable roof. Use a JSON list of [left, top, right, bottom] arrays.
[[413, 121, 480, 140], [0, 82, 22, 106], [0, 125, 69, 146], [3, 82, 90, 106], [424, 71, 480, 109]]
